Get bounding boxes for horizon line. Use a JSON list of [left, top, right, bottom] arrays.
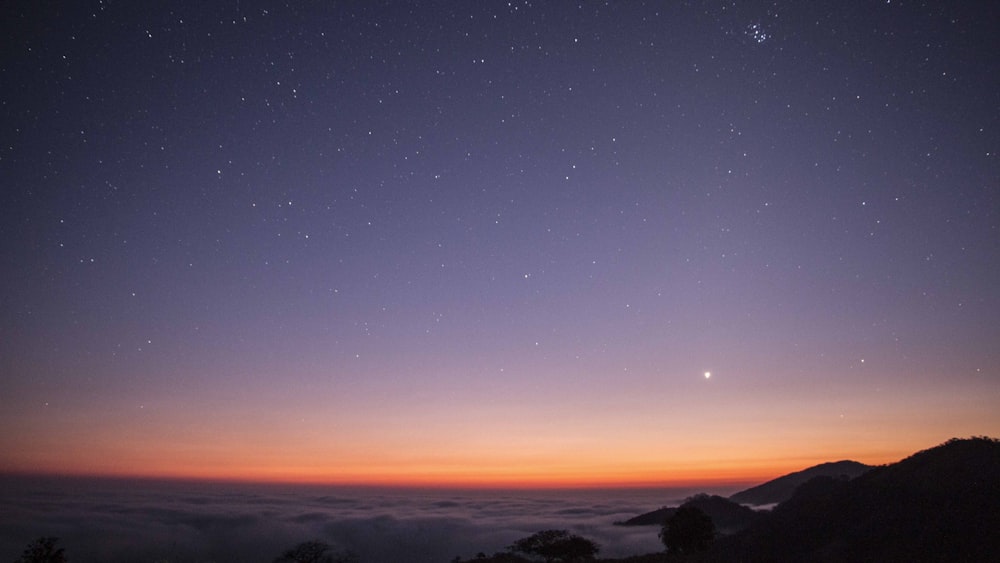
[[0, 469, 763, 491]]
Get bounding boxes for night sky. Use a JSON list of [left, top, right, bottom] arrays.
[[2, 1, 998, 487]]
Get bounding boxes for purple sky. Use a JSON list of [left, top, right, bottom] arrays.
[[1, 1, 998, 485]]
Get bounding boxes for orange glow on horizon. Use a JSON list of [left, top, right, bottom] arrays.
[[4, 447, 909, 491], [2, 466, 779, 491], [5, 377, 993, 491]]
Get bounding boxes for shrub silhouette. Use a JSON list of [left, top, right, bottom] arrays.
[[508, 529, 600, 562], [659, 505, 715, 554], [15, 537, 67, 563], [273, 540, 357, 563]]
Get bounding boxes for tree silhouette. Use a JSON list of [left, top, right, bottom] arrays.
[[273, 540, 357, 563], [508, 529, 600, 562], [659, 505, 715, 554], [15, 537, 67, 563]]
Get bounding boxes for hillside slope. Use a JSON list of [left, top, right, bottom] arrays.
[[715, 437, 1000, 562], [728, 460, 872, 506]]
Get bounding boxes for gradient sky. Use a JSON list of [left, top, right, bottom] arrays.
[[2, 1, 998, 487]]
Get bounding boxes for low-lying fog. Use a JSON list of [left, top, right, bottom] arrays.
[[0, 476, 740, 562]]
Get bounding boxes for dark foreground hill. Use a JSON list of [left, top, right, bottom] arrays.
[[616, 494, 760, 534], [728, 460, 873, 506], [712, 437, 1000, 562], [455, 437, 1000, 563]]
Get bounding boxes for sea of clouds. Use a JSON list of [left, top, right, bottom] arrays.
[[0, 476, 738, 562]]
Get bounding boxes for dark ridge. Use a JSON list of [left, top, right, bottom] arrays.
[[712, 437, 1000, 562], [728, 460, 873, 506]]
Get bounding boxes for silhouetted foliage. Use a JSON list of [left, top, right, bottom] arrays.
[[508, 529, 600, 562], [273, 540, 357, 563], [659, 506, 714, 554], [451, 553, 532, 563], [15, 537, 67, 563]]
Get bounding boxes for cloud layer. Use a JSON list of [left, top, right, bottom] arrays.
[[0, 476, 729, 562]]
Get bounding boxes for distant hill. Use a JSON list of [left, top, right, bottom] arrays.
[[728, 460, 873, 506], [616, 494, 760, 534], [713, 437, 1000, 562], [616, 461, 873, 531]]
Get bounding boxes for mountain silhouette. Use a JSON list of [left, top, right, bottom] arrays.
[[617, 460, 873, 530], [728, 459, 873, 506], [713, 437, 1000, 562]]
